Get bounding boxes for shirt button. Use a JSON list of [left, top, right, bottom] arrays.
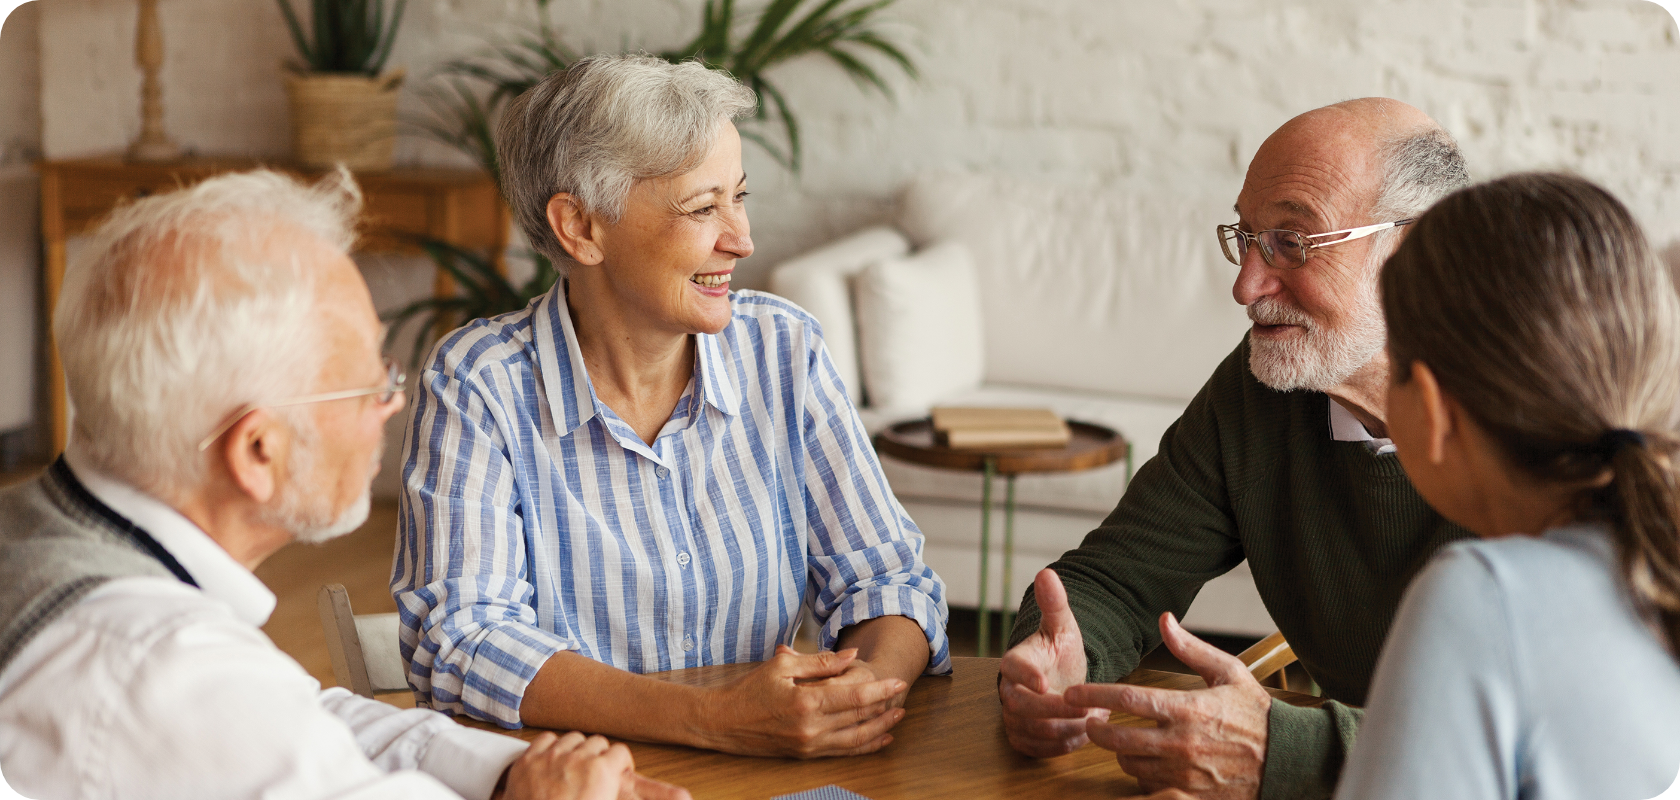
[[681, 635, 695, 652], [656, 466, 669, 478], [677, 552, 691, 567]]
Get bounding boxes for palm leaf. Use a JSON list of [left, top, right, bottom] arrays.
[[278, 0, 406, 75], [754, 77, 802, 171], [734, 0, 807, 72], [819, 44, 888, 95], [736, 126, 793, 171], [762, 0, 851, 64], [842, 29, 917, 80], [276, 0, 316, 67]]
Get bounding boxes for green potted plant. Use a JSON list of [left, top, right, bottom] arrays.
[[278, 0, 408, 170]]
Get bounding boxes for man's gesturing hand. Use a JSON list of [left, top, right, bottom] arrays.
[[999, 569, 1106, 757], [1064, 612, 1272, 800], [697, 646, 907, 758]]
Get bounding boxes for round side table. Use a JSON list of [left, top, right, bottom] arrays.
[[874, 419, 1130, 656]]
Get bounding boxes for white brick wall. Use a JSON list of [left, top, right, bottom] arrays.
[[9, 0, 1679, 463], [29, 0, 1680, 283]]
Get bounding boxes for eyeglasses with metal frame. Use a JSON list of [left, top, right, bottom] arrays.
[[1216, 219, 1414, 269], [196, 356, 407, 452]]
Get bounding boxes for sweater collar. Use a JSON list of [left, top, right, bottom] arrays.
[[62, 449, 277, 627]]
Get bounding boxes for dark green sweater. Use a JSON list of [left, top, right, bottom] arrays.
[[1008, 337, 1473, 800]]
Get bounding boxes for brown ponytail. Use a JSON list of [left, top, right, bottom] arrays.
[[1382, 172, 1680, 656], [1606, 436, 1680, 647]]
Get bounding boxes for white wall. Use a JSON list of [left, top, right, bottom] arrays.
[[0, 2, 41, 438], [16, 0, 1680, 480], [31, 0, 1680, 283]]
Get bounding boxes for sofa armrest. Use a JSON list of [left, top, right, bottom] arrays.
[[767, 226, 911, 405]]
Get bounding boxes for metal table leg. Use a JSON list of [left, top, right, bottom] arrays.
[[978, 457, 995, 657]]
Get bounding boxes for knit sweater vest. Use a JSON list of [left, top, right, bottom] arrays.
[[0, 459, 194, 674], [1009, 338, 1473, 800]]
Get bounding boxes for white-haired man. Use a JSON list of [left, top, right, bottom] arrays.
[[0, 170, 684, 800], [999, 99, 1475, 800]]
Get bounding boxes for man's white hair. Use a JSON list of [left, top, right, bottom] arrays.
[[54, 169, 362, 503], [497, 53, 758, 275]]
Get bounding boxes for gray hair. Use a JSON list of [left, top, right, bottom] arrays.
[[1366, 127, 1471, 266], [54, 169, 362, 502], [497, 53, 758, 273]]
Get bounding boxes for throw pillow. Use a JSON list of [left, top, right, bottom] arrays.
[[853, 241, 985, 413]]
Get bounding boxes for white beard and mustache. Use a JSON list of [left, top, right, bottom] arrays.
[[1246, 290, 1386, 393], [259, 420, 380, 545]]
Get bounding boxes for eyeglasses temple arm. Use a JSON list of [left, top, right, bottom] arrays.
[[194, 386, 391, 452]]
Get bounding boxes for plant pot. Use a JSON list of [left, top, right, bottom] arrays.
[[284, 69, 405, 171]]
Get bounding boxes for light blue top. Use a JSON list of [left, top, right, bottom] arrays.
[[1336, 523, 1680, 800], [392, 285, 951, 728]]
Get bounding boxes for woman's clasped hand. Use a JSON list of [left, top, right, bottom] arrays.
[[692, 646, 909, 758]]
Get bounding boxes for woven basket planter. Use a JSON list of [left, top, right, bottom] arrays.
[[285, 69, 404, 171]]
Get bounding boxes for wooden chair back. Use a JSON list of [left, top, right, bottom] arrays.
[[317, 583, 410, 698], [1236, 630, 1297, 691]]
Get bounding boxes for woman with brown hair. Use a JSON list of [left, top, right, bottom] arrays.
[[1330, 172, 1680, 799]]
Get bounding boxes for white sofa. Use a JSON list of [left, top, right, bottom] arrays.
[[769, 173, 1279, 637]]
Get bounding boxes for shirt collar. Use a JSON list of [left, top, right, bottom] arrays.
[[694, 326, 741, 417], [63, 449, 278, 627], [1328, 397, 1397, 455], [533, 283, 742, 440]]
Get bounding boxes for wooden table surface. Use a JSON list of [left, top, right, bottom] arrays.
[[469, 657, 1325, 799]]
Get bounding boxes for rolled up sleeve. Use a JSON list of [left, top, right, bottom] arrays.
[[799, 339, 952, 675]]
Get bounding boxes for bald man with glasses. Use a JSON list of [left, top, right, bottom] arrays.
[[999, 99, 1475, 800]]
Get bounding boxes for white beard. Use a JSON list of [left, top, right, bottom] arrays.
[[263, 428, 379, 545], [1247, 289, 1385, 393]]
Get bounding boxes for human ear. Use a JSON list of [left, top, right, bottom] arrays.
[[1410, 360, 1457, 466], [545, 193, 606, 267], [218, 409, 284, 504]]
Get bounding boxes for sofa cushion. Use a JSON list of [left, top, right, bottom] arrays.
[[766, 226, 911, 405], [896, 173, 1251, 402], [874, 383, 1187, 516], [854, 242, 986, 414]]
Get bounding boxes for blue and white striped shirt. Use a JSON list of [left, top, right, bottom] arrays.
[[392, 285, 951, 727]]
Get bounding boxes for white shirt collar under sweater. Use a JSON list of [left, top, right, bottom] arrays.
[[62, 448, 277, 627], [1328, 397, 1397, 455]]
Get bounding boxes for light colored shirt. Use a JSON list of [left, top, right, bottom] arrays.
[[1328, 397, 1395, 454], [0, 456, 526, 800], [394, 287, 951, 727], [1335, 524, 1680, 800]]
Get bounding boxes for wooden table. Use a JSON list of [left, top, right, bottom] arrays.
[[37, 156, 508, 453], [873, 420, 1130, 655], [470, 657, 1324, 799]]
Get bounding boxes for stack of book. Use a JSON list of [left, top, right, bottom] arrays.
[[931, 406, 1071, 449]]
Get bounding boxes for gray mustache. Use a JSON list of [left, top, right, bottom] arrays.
[[1248, 298, 1313, 328]]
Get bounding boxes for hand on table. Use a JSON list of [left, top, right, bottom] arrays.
[[999, 569, 1107, 757], [1064, 612, 1270, 800], [807, 649, 911, 711], [498, 731, 691, 800], [696, 645, 907, 758]]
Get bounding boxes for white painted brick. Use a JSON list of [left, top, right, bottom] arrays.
[[21, 0, 1680, 281]]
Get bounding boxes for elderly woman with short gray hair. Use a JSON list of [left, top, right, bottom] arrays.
[[393, 54, 950, 757]]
